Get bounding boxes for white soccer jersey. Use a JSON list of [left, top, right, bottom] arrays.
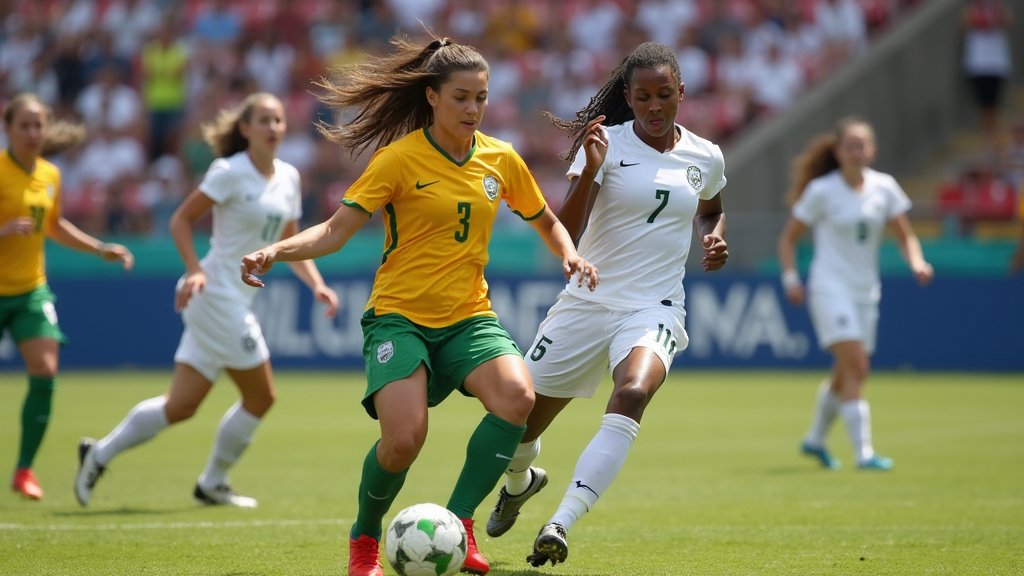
[[564, 121, 726, 308], [792, 168, 910, 303], [197, 152, 302, 303]]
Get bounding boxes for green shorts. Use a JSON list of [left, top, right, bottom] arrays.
[[0, 284, 67, 344], [359, 310, 522, 419]]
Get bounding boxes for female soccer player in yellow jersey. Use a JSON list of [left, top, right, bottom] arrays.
[[241, 35, 598, 576], [0, 93, 134, 500]]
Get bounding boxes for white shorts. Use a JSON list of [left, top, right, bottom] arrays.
[[174, 285, 269, 381], [807, 284, 879, 354], [524, 294, 688, 399]]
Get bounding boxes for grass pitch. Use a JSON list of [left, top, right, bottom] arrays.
[[1, 370, 1022, 575]]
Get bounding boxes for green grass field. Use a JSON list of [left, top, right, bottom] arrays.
[[1, 370, 1022, 575]]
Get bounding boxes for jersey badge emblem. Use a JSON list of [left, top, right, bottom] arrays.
[[377, 340, 395, 364], [482, 175, 499, 201], [687, 166, 703, 191]]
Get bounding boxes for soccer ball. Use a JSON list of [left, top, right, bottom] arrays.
[[385, 503, 467, 576]]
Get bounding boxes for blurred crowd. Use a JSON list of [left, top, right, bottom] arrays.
[[1, 0, 923, 236]]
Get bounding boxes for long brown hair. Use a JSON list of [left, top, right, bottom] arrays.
[[546, 42, 682, 162], [787, 116, 873, 205], [314, 34, 489, 156], [2, 93, 86, 156], [201, 92, 281, 158]]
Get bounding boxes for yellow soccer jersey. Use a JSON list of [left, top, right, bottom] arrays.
[[0, 150, 61, 296], [343, 129, 547, 328]]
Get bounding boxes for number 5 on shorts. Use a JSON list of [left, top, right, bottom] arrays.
[[529, 335, 553, 361]]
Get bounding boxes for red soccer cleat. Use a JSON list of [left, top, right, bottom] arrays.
[[348, 535, 383, 576], [12, 467, 43, 500], [460, 518, 490, 575]]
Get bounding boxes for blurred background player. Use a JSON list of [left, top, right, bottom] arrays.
[[240, 35, 597, 576], [776, 117, 934, 472], [1, 92, 134, 500], [74, 92, 338, 508], [484, 42, 728, 567]]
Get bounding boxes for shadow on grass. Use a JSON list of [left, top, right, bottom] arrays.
[[488, 559, 609, 576], [52, 506, 194, 518]]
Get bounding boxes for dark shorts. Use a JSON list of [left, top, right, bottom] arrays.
[[0, 284, 67, 344], [359, 310, 522, 419]]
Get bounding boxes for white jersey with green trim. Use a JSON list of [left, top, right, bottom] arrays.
[[197, 152, 302, 302], [792, 168, 910, 303], [564, 121, 726, 309]]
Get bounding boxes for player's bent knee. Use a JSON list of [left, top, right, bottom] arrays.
[[165, 402, 200, 423], [608, 384, 652, 418], [379, 430, 426, 469]]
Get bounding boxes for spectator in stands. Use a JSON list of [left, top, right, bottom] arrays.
[[1011, 197, 1024, 274], [1, 93, 134, 500], [140, 20, 190, 160], [485, 41, 728, 568], [190, 0, 243, 48], [73, 92, 339, 509], [101, 0, 163, 60], [815, 0, 868, 69], [745, 33, 805, 117], [962, 0, 1014, 151], [1002, 118, 1024, 191], [74, 62, 143, 138], [0, 0, 924, 244], [239, 34, 597, 576], [777, 117, 933, 472]]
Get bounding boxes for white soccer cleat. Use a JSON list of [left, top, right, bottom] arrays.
[[193, 483, 258, 508], [74, 438, 105, 507]]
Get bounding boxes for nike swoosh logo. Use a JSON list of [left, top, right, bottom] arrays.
[[495, 453, 513, 461], [574, 480, 599, 497], [366, 490, 389, 501], [619, 160, 640, 167], [415, 180, 440, 189]]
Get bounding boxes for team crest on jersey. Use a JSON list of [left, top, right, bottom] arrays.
[[241, 335, 257, 353], [376, 340, 395, 364], [482, 175, 500, 201], [687, 166, 703, 191]]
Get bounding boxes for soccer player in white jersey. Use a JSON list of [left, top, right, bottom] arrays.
[[73, 93, 339, 508], [777, 117, 933, 472], [485, 42, 729, 567]]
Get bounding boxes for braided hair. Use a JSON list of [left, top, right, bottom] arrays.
[[547, 42, 681, 161]]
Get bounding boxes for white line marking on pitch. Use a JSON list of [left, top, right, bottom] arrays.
[[0, 518, 348, 532]]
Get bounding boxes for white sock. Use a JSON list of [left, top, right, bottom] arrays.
[[551, 413, 639, 531], [803, 380, 839, 447], [839, 399, 874, 463], [504, 438, 541, 495], [198, 403, 260, 489], [94, 396, 169, 466]]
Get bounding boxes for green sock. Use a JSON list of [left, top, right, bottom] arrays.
[[447, 413, 527, 519], [351, 440, 408, 540], [17, 375, 55, 469]]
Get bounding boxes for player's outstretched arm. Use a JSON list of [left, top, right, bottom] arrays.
[[528, 208, 598, 291], [242, 203, 368, 288], [48, 215, 134, 271], [888, 214, 934, 286], [280, 220, 340, 317]]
